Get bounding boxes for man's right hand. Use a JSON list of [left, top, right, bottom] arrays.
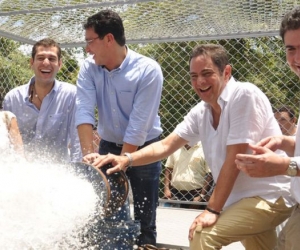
[[91, 153, 130, 175], [188, 210, 219, 241]]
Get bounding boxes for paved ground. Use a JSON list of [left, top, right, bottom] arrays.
[[156, 206, 244, 250]]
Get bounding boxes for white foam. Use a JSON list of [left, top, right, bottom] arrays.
[[0, 158, 99, 249]]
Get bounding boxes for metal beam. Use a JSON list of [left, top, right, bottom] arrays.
[[0, 0, 158, 16], [0, 30, 36, 44], [0, 29, 280, 48], [124, 31, 281, 44]]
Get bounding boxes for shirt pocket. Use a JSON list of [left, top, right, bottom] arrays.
[[44, 113, 66, 137], [117, 91, 133, 114]]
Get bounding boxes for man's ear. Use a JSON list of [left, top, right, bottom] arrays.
[[223, 64, 232, 80], [106, 33, 115, 47]]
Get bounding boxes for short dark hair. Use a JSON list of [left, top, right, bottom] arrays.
[[190, 44, 229, 74], [280, 6, 300, 42], [84, 10, 126, 46], [32, 38, 62, 60], [274, 105, 295, 119]]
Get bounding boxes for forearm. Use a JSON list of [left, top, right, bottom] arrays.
[[207, 165, 239, 212], [9, 118, 24, 155], [208, 144, 248, 212], [280, 135, 296, 156], [130, 133, 186, 167], [164, 168, 172, 189], [77, 124, 94, 156], [121, 142, 138, 155]]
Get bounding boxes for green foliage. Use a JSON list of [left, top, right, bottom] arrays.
[[57, 54, 79, 84], [0, 38, 32, 105], [130, 42, 199, 138], [57, 47, 83, 84]]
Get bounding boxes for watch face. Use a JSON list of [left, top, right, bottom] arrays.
[[287, 161, 298, 176]]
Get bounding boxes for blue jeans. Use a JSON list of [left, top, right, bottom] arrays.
[[99, 137, 161, 246]]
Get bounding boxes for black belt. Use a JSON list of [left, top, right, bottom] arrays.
[[102, 136, 160, 149], [101, 140, 123, 148]]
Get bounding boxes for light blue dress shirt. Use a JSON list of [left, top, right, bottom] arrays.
[[76, 47, 163, 146], [3, 77, 82, 163]]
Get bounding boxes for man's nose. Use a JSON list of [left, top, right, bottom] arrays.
[[43, 58, 50, 65], [196, 75, 205, 86]]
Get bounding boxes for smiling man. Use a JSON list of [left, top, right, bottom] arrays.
[[92, 44, 295, 250], [75, 10, 163, 248], [3, 38, 81, 163], [235, 6, 300, 250]]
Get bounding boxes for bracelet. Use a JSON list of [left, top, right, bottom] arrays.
[[206, 206, 221, 215], [123, 152, 133, 168]]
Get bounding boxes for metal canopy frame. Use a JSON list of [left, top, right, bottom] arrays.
[[0, 0, 298, 47]]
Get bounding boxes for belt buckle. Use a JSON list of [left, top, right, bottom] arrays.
[[116, 143, 123, 148]]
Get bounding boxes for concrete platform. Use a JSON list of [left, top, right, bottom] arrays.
[[156, 206, 244, 250]]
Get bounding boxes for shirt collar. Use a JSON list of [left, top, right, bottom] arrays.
[[25, 76, 59, 101], [218, 77, 235, 104], [203, 77, 236, 110]]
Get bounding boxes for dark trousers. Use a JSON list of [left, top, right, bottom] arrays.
[[99, 137, 161, 246]]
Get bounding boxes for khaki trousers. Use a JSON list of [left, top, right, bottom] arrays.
[[275, 204, 300, 250], [190, 196, 294, 250]]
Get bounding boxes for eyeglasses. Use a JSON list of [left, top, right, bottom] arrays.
[[85, 36, 99, 45]]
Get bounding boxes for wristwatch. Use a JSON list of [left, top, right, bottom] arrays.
[[286, 160, 298, 177]]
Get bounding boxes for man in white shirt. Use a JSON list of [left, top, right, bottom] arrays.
[[90, 43, 294, 250], [163, 142, 212, 209], [236, 7, 300, 249]]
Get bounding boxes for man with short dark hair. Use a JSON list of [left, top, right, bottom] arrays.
[[274, 105, 297, 136], [75, 10, 163, 246], [3, 38, 81, 163], [236, 6, 300, 249]]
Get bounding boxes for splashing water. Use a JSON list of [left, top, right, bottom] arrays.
[[0, 158, 100, 249]]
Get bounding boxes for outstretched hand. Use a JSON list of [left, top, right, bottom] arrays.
[[90, 153, 129, 175]]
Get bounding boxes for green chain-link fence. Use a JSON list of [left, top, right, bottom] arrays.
[[0, 36, 299, 207]]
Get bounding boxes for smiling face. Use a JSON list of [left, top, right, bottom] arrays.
[[284, 28, 300, 78], [30, 46, 62, 86], [189, 55, 231, 106]]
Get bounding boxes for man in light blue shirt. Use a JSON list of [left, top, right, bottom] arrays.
[[76, 10, 163, 247], [3, 38, 81, 163]]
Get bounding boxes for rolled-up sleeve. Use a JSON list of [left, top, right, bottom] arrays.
[[75, 59, 97, 128]]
